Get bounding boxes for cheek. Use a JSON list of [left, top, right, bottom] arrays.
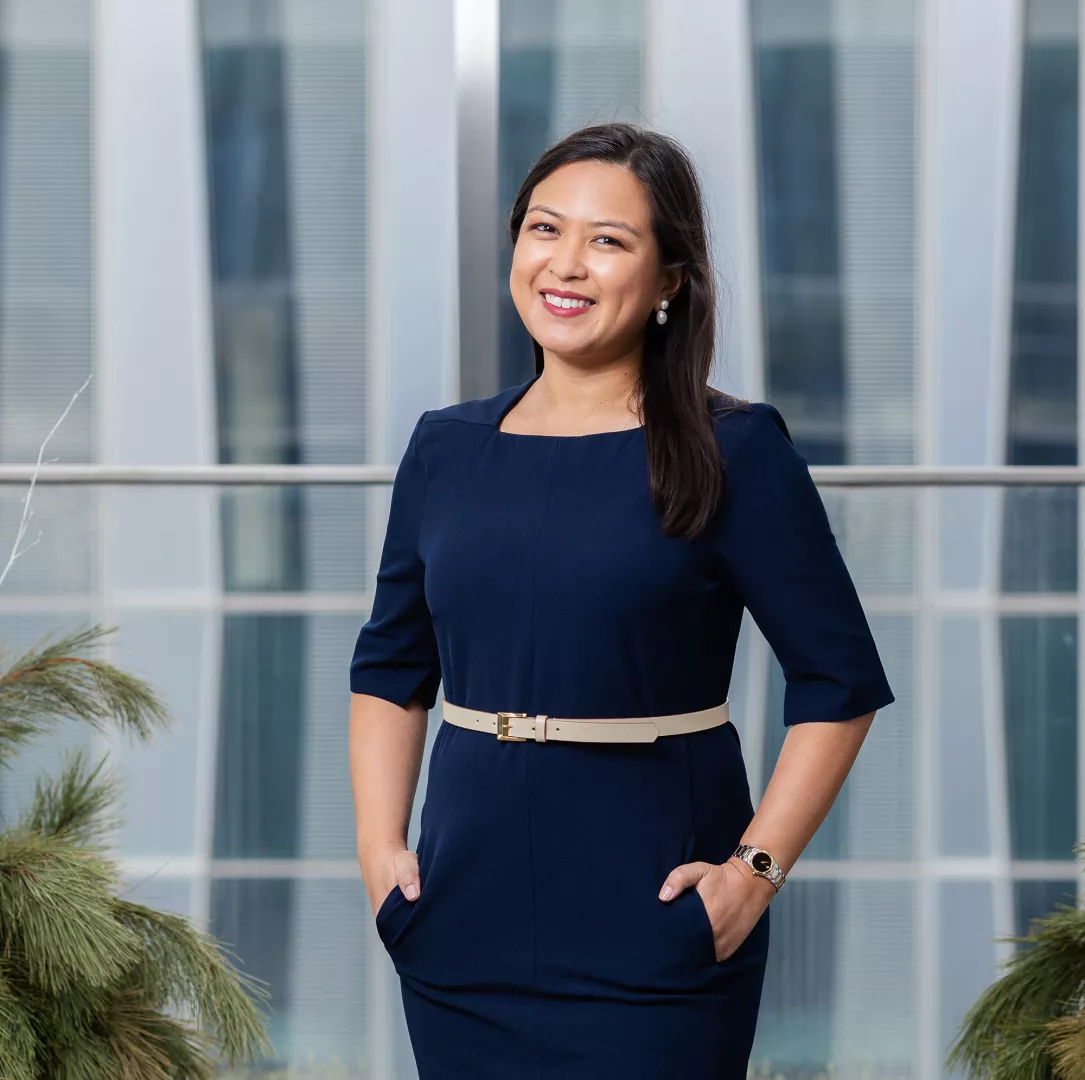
[[595, 260, 651, 309], [510, 238, 541, 275], [509, 247, 539, 298], [509, 256, 543, 329]]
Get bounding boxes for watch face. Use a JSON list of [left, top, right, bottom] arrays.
[[751, 851, 773, 874]]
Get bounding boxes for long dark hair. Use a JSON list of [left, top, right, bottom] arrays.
[[508, 122, 748, 540]]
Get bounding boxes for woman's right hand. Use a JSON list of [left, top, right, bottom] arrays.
[[361, 841, 422, 918]]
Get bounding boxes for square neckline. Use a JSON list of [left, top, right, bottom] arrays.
[[494, 371, 646, 440]]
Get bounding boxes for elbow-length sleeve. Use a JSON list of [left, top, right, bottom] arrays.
[[713, 403, 895, 726], [349, 411, 442, 710]]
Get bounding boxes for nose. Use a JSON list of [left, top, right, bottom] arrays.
[[547, 232, 588, 280]]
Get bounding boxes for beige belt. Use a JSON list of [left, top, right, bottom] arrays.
[[440, 698, 730, 744]]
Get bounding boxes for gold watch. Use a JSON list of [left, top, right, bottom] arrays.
[[732, 844, 786, 892]]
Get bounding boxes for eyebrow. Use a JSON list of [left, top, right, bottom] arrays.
[[526, 203, 644, 239]]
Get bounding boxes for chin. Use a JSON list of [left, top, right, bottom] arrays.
[[534, 338, 597, 362]]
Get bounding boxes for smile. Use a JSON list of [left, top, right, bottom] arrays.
[[541, 292, 596, 317]]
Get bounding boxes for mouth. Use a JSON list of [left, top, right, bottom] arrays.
[[540, 290, 596, 318]]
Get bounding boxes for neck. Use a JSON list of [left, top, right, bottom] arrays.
[[535, 354, 642, 422]]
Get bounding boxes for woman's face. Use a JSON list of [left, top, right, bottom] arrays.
[[510, 160, 680, 364]]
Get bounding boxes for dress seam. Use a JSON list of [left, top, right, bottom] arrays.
[[526, 441, 558, 1053], [414, 410, 431, 543], [529, 442, 559, 712]]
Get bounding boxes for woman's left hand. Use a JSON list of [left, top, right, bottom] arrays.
[[658, 857, 776, 962]]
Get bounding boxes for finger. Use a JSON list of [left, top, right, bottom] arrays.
[[658, 861, 711, 902], [395, 851, 421, 901]]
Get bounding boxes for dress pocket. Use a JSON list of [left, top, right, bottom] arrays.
[[687, 886, 719, 965], [374, 884, 413, 950]]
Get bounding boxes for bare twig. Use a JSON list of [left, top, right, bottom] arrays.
[[0, 373, 93, 591]]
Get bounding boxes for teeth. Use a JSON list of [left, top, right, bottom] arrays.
[[543, 293, 593, 309]]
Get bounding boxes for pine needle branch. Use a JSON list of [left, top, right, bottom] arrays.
[[0, 623, 172, 767], [0, 831, 142, 996], [1051, 1012, 1085, 1080], [947, 888, 1085, 1079], [22, 748, 123, 845], [0, 960, 38, 1080], [113, 900, 275, 1067]]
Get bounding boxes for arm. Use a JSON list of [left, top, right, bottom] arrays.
[[731, 711, 874, 892], [347, 411, 442, 916], [659, 712, 877, 958], [659, 404, 895, 959], [350, 692, 429, 915]]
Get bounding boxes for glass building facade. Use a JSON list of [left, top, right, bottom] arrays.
[[0, 0, 1080, 1076]]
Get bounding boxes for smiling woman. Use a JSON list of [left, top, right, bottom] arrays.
[[349, 121, 894, 1080], [504, 132, 730, 527], [512, 163, 670, 348]]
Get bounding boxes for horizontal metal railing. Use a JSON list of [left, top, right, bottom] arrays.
[[1, 464, 1085, 487]]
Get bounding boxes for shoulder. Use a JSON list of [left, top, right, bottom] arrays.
[[417, 379, 528, 439], [708, 392, 796, 460], [411, 378, 531, 465]]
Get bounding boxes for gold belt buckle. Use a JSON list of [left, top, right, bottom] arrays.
[[496, 711, 529, 741]]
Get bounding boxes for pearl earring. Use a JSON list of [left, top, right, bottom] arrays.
[[655, 299, 669, 326]]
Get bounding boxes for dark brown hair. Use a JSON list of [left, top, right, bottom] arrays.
[[508, 121, 748, 540]]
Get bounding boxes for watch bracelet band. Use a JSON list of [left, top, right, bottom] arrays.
[[732, 843, 786, 892]]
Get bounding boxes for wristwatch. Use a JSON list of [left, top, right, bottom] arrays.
[[731, 844, 786, 892]]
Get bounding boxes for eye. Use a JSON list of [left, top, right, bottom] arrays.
[[529, 222, 557, 235], [595, 235, 623, 248]]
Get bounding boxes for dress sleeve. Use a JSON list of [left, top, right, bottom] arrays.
[[713, 403, 895, 726], [349, 411, 442, 710]]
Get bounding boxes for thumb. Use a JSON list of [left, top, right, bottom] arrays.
[[658, 861, 711, 902], [395, 850, 421, 901]]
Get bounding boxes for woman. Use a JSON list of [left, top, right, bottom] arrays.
[[348, 122, 894, 1079]]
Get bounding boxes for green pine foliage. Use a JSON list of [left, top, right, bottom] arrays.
[[0, 623, 273, 1079], [947, 846, 1085, 1080]]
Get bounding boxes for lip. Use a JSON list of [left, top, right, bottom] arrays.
[[540, 288, 596, 318]]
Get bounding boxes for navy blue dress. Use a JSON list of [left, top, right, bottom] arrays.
[[350, 371, 895, 1079]]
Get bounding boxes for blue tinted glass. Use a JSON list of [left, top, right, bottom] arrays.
[[1001, 615, 1078, 860], [203, 40, 304, 592], [1002, 31, 1078, 591], [751, 2, 846, 465], [213, 615, 306, 859]]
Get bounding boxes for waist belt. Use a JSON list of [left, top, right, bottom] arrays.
[[440, 698, 730, 744]]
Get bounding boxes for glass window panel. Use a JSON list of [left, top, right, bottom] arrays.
[[754, 881, 917, 1076], [939, 883, 998, 1070], [752, 880, 840, 1070], [1001, 615, 1077, 860], [211, 878, 297, 1063], [1002, 0, 1078, 593], [0, 9, 96, 596], [211, 877, 376, 1072], [115, 613, 211, 858], [201, 23, 304, 595], [213, 614, 306, 860], [751, 0, 845, 465], [122, 878, 195, 920], [938, 617, 991, 856]]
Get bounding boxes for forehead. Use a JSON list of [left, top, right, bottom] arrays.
[[528, 161, 651, 227]]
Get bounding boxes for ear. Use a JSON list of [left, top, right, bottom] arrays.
[[661, 266, 686, 303]]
